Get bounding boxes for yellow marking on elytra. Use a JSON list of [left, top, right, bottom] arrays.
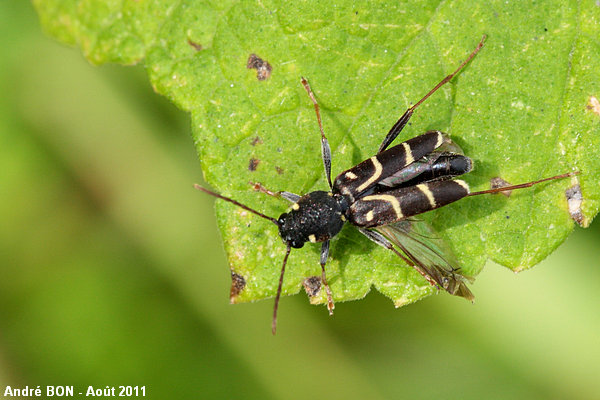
[[417, 184, 436, 208], [341, 214, 346, 222], [308, 234, 316, 243], [455, 180, 470, 192], [362, 194, 403, 219], [345, 171, 358, 180], [356, 157, 383, 192], [328, 192, 333, 196], [365, 210, 374, 222], [402, 142, 414, 165], [292, 203, 300, 210], [435, 131, 444, 149]]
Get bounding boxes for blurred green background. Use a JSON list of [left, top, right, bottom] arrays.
[[1, 3, 599, 399]]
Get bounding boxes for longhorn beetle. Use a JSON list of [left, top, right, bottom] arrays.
[[195, 35, 576, 334]]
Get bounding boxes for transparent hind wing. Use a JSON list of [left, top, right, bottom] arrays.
[[376, 152, 444, 188], [374, 220, 474, 301]]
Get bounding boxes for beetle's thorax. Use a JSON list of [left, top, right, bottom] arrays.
[[277, 191, 350, 248]]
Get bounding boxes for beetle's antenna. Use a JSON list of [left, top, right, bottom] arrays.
[[272, 244, 292, 335], [467, 172, 578, 196], [194, 184, 279, 225]]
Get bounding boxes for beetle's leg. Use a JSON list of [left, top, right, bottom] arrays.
[[378, 35, 486, 154], [358, 228, 440, 289], [301, 77, 333, 190], [320, 240, 335, 315], [250, 181, 300, 203], [467, 172, 578, 197]]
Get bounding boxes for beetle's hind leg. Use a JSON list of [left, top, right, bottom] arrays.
[[378, 35, 486, 154]]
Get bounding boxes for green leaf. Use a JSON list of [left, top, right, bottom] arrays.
[[34, 0, 600, 308]]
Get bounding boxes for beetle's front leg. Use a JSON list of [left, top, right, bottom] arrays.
[[320, 240, 335, 315], [301, 77, 333, 190], [250, 181, 300, 203]]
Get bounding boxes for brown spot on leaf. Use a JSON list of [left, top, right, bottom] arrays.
[[490, 177, 513, 197], [187, 39, 203, 51], [586, 96, 600, 116], [250, 136, 263, 146], [275, 166, 284, 175], [303, 276, 322, 298], [566, 183, 585, 226], [247, 53, 272, 81], [230, 272, 246, 303], [248, 158, 260, 171]]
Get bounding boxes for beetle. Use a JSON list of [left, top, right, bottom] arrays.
[[195, 36, 575, 334]]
